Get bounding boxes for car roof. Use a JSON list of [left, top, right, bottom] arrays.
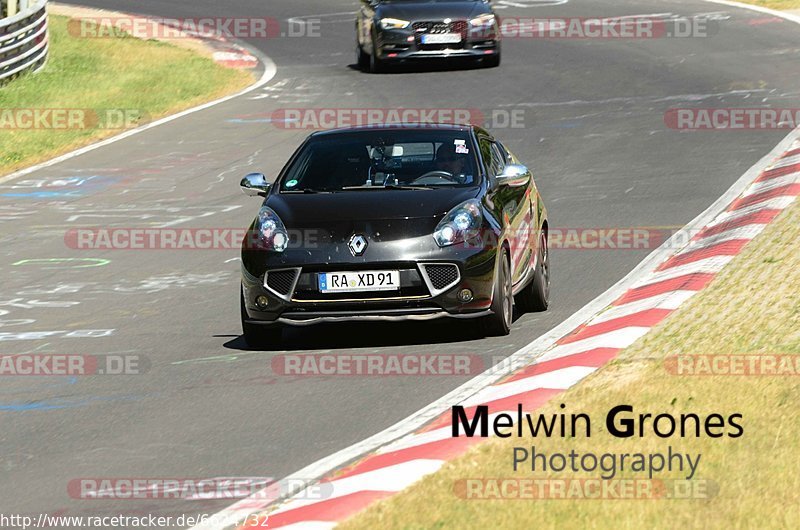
[[310, 122, 477, 137]]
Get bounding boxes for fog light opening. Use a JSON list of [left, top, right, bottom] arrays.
[[458, 289, 474, 303], [255, 296, 269, 309]]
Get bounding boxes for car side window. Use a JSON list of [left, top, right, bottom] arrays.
[[489, 142, 506, 176], [496, 141, 514, 164], [477, 135, 494, 177]]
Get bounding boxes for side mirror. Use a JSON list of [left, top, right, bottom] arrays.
[[496, 164, 531, 188], [240, 173, 270, 196]]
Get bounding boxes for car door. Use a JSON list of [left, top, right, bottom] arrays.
[[491, 141, 534, 284], [478, 134, 534, 283]]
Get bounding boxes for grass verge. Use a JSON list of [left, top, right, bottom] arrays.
[[0, 15, 253, 176], [340, 199, 800, 529], [745, 0, 800, 10]]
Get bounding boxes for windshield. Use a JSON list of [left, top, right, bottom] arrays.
[[278, 130, 480, 192]]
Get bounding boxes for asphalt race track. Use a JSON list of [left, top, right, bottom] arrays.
[[2, 0, 799, 523]]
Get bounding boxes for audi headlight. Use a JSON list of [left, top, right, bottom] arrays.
[[255, 206, 289, 252], [469, 14, 496, 27], [434, 199, 483, 247], [380, 17, 411, 30]]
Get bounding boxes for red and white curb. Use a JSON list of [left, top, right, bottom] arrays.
[[185, 128, 800, 530]]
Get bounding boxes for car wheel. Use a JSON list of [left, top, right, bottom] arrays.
[[356, 36, 369, 71], [369, 35, 385, 73], [483, 251, 513, 336], [240, 291, 282, 349], [515, 230, 550, 312]]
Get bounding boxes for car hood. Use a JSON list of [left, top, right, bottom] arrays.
[[267, 187, 480, 227], [376, 1, 489, 21]]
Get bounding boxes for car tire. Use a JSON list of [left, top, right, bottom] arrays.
[[515, 230, 550, 312], [240, 291, 282, 349], [482, 251, 513, 336], [369, 35, 385, 73], [356, 36, 369, 71]]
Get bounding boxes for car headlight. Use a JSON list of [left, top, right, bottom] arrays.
[[255, 206, 289, 252], [469, 14, 496, 27], [434, 199, 483, 247], [380, 17, 411, 30]]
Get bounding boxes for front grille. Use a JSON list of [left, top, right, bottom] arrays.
[[412, 21, 467, 34], [412, 20, 467, 50], [424, 264, 460, 290], [265, 269, 298, 297]]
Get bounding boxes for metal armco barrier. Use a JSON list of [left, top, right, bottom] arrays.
[[1, 0, 49, 81]]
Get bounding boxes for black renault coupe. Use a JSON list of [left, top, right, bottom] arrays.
[[239, 124, 548, 347], [355, 0, 501, 72]]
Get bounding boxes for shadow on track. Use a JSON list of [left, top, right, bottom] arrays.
[[347, 57, 495, 75], [220, 311, 523, 352]]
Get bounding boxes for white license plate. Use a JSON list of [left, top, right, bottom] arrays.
[[421, 33, 462, 44], [319, 270, 401, 293]]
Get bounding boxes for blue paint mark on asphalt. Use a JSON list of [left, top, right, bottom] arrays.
[[0, 175, 121, 199], [227, 118, 298, 124], [0, 394, 141, 411]]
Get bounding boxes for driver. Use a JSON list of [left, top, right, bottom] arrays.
[[435, 143, 468, 178]]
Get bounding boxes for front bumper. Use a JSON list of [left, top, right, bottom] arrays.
[[242, 244, 499, 327], [376, 23, 499, 62], [260, 307, 492, 327]]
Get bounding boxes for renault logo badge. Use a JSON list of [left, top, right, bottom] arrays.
[[349, 234, 368, 256]]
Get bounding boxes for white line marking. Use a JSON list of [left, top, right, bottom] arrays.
[[742, 173, 799, 196], [462, 366, 596, 407], [592, 290, 697, 324], [708, 195, 797, 226], [537, 327, 652, 363], [272, 460, 445, 514], [287, 12, 356, 25], [770, 154, 800, 168], [375, 409, 534, 455], [689, 223, 769, 249], [704, 0, 800, 24], [631, 256, 733, 286]]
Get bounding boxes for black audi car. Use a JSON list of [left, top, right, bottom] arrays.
[[355, 0, 501, 72], [239, 124, 548, 347]]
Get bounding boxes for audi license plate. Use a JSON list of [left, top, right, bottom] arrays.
[[421, 33, 462, 44], [319, 270, 400, 293]]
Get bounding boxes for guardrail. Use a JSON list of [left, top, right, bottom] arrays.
[[1, 0, 49, 82]]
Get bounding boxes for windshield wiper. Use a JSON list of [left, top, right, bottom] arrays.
[[281, 188, 335, 194], [342, 184, 432, 191]]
